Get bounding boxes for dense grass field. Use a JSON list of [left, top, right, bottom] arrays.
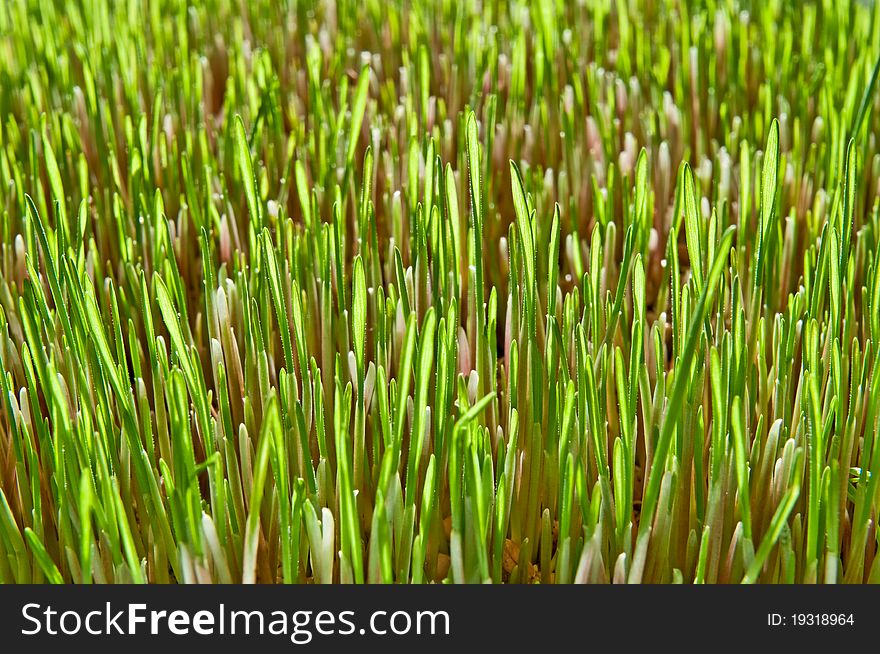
[[1, 0, 879, 584]]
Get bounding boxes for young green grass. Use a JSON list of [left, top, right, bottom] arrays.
[[0, 0, 879, 584]]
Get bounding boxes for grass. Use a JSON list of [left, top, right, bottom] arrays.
[[0, 0, 879, 584]]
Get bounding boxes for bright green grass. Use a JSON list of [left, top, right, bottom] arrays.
[[1, 0, 880, 584]]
